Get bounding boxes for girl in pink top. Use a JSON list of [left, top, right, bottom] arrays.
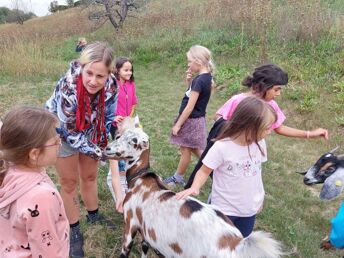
[[0, 107, 69, 258], [184, 64, 328, 189], [177, 97, 277, 237], [107, 57, 138, 213]]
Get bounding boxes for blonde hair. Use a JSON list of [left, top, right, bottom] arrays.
[[187, 45, 215, 75], [79, 41, 114, 72], [0, 107, 58, 184]]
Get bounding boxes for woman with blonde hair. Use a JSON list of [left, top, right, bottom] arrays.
[[46, 41, 118, 258]]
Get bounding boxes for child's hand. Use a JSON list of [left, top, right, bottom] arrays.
[[176, 187, 200, 200], [186, 68, 193, 84], [310, 128, 329, 140], [172, 125, 181, 136], [116, 200, 124, 214], [114, 116, 124, 123]]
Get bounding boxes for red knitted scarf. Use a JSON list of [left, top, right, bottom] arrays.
[[75, 74, 107, 148]]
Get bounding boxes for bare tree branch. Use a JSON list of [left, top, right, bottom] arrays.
[[84, 0, 148, 32]]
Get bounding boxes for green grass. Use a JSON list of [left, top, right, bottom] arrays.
[[2, 63, 343, 257], [1, 0, 344, 257]]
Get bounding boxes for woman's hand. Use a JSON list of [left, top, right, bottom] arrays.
[[114, 115, 124, 124], [116, 200, 124, 214], [309, 128, 329, 140], [172, 124, 181, 136], [176, 187, 200, 200]]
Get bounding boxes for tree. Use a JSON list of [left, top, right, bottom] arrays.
[[86, 0, 148, 31], [49, 1, 69, 13], [0, 7, 10, 24], [66, 0, 75, 7]]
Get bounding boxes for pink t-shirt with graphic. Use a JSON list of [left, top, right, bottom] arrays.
[[216, 93, 285, 129], [203, 138, 267, 217], [115, 80, 138, 118]]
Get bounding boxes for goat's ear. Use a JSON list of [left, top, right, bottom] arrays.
[[329, 146, 340, 153], [134, 115, 142, 128], [337, 154, 344, 160]]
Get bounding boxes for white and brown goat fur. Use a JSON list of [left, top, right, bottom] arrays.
[[104, 119, 283, 258]]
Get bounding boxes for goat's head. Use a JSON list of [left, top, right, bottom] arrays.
[[104, 128, 149, 162], [301, 146, 344, 200], [303, 147, 339, 185]]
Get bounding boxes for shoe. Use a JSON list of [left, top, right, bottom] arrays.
[[69, 229, 84, 258], [163, 175, 185, 187], [86, 213, 116, 230]]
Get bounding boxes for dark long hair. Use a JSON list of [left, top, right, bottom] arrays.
[[114, 57, 134, 82], [242, 64, 288, 98], [215, 96, 277, 155]]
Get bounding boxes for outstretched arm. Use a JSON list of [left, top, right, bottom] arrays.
[[176, 164, 212, 200], [274, 124, 329, 140]]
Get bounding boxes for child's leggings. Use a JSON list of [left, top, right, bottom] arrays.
[[227, 214, 256, 237]]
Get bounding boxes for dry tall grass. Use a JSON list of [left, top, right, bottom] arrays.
[[0, 7, 96, 77], [0, 0, 343, 77]]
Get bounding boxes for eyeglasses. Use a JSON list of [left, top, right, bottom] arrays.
[[42, 127, 63, 148], [42, 138, 62, 148]]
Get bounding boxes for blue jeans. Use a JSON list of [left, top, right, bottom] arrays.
[[118, 159, 126, 172], [227, 214, 256, 237]]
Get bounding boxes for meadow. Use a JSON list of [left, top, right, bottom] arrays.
[[0, 0, 344, 257]]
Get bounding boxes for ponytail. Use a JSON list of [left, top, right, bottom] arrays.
[[242, 75, 254, 88]]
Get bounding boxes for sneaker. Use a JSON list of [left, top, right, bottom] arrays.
[[163, 175, 185, 187], [69, 230, 84, 258], [86, 213, 116, 230]]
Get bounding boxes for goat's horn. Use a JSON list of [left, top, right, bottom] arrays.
[[329, 146, 340, 153], [295, 171, 307, 175]]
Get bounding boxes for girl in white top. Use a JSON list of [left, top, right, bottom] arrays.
[[177, 96, 277, 237]]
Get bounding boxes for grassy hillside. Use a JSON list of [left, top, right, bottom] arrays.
[[0, 0, 344, 257]]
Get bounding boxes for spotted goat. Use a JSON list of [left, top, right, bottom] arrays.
[[300, 146, 344, 200], [104, 124, 283, 258]]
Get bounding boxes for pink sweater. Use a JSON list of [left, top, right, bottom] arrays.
[[0, 167, 69, 258]]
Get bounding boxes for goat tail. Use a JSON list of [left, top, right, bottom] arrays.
[[235, 231, 284, 258]]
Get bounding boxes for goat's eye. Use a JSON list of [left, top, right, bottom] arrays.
[[115, 135, 121, 140], [131, 138, 138, 144], [325, 166, 336, 174]]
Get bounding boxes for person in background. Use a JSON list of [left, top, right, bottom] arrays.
[[75, 37, 87, 53], [107, 57, 138, 213], [164, 45, 215, 188]]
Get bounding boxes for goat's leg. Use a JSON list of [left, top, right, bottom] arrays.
[[120, 228, 138, 258], [140, 240, 149, 258]]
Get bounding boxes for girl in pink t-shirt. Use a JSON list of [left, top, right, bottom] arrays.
[[184, 64, 328, 189], [107, 57, 138, 213], [0, 107, 69, 258], [177, 97, 277, 237]]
